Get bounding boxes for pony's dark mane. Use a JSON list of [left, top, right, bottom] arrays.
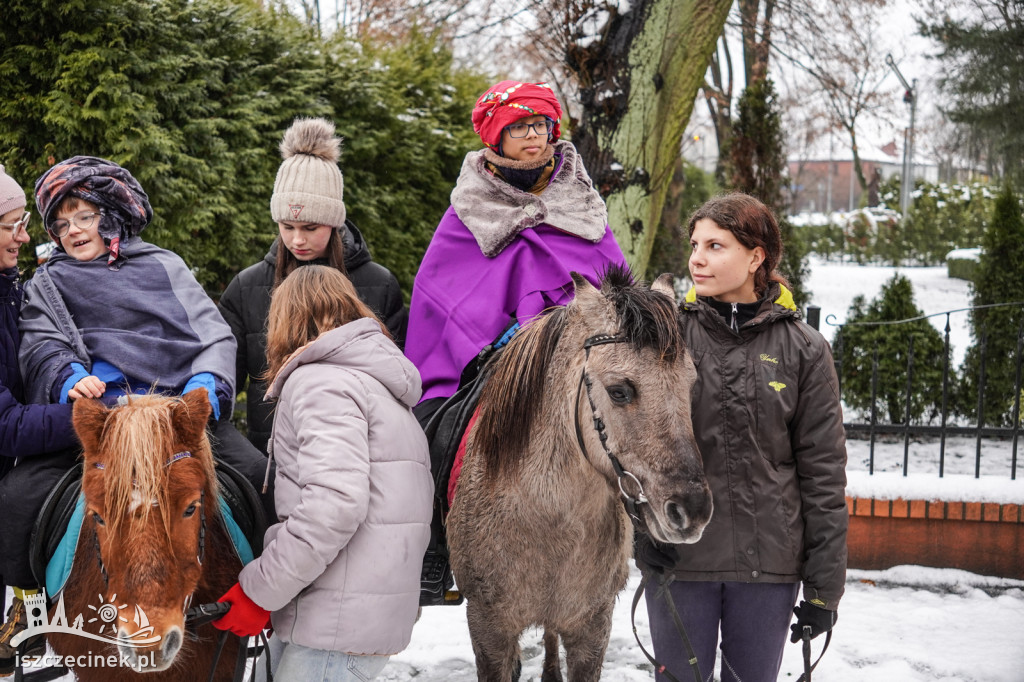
[[473, 307, 568, 480], [601, 263, 685, 362], [472, 265, 684, 481]]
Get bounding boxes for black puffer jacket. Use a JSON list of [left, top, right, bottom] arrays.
[[218, 221, 408, 454], [669, 282, 848, 610]]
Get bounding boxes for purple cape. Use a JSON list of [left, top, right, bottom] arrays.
[[406, 206, 627, 401]]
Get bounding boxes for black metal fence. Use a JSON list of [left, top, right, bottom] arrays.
[[806, 302, 1024, 480]]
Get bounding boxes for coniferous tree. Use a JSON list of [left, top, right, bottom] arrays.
[[725, 78, 811, 310], [835, 274, 947, 424], [0, 1, 484, 297], [959, 185, 1024, 425], [320, 31, 486, 297], [919, 2, 1024, 184], [0, 0, 323, 292]]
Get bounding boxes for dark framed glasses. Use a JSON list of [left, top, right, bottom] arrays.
[[48, 210, 103, 239], [504, 118, 553, 139], [0, 211, 30, 240]]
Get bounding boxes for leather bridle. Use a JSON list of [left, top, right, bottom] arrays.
[[572, 333, 651, 525]]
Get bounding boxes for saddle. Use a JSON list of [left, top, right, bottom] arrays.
[[29, 460, 267, 595], [414, 329, 508, 607]]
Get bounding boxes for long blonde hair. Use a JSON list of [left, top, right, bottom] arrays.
[[263, 265, 388, 386]]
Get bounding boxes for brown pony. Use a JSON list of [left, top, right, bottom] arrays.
[[47, 390, 241, 680], [447, 268, 713, 681]]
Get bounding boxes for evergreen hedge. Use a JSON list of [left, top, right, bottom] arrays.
[[0, 1, 486, 299]]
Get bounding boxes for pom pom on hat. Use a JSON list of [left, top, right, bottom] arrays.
[[271, 117, 346, 228], [472, 81, 563, 152], [0, 164, 27, 217]]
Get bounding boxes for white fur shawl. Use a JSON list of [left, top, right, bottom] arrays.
[[450, 141, 608, 257]]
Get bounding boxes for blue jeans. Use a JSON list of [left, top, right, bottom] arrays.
[[255, 634, 390, 682], [644, 579, 799, 682]]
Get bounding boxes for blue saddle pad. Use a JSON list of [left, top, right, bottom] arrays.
[[46, 495, 255, 597]]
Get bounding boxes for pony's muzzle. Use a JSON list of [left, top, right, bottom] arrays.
[[117, 625, 183, 672], [661, 488, 713, 544]]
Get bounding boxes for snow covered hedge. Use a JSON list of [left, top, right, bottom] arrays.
[[790, 181, 999, 266]]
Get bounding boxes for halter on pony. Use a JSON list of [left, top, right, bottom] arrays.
[[573, 334, 650, 522], [90, 451, 206, 589]]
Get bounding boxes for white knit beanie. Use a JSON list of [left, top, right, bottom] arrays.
[[270, 118, 346, 228], [0, 163, 27, 216]]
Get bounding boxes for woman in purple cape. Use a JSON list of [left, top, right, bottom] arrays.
[[406, 80, 627, 419]]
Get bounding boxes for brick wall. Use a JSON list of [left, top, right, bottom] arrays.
[[846, 496, 1024, 579]]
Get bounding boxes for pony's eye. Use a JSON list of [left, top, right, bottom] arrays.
[[92, 512, 105, 527], [606, 383, 635, 405], [183, 503, 198, 519]]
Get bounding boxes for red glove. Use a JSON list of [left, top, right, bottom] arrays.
[[213, 582, 271, 637]]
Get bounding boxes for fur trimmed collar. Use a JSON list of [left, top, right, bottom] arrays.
[[451, 140, 608, 257]]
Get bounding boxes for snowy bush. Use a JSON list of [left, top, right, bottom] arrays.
[[791, 179, 1000, 266]]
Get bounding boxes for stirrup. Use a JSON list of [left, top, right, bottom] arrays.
[[420, 549, 464, 606]]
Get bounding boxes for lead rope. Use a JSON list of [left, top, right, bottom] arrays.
[[630, 574, 703, 682], [796, 628, 831, 682]]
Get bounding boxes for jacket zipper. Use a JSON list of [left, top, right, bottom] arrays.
[[730, 302, 739, 332]]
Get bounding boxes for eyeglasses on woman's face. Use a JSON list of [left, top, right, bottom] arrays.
[[504, 118, 553, 139], [48, 210, 102, 239], [0, 211, 31, 240]]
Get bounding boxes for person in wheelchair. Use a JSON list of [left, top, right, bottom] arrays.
[[0, 163, 81, 675], [405, 80, 627, 606]]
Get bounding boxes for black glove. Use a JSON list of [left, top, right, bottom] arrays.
[[789, 600, 837, 643], [633, 534, 679, 574]]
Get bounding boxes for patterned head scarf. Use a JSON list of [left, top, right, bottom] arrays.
[[34, 156, 153, 268], [471, 81, 563, 153]]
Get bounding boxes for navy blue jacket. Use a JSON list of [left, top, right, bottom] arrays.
[[0, 268, 77, 471]]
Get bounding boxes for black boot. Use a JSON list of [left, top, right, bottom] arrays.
[[0, 596, 47, 676]]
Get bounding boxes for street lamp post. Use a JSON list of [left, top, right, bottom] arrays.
[[886, 54, 917, 219]]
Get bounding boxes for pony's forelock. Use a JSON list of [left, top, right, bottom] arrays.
[[601, 263, 684, 362], [99, 394, 215, 538]]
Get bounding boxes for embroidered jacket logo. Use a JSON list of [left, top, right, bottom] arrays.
[[768, 381, 787, 393]]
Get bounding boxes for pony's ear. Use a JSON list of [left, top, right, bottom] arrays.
[[73, 398, 109, 457], [652, 274, 676, 301], [570, 272, 600, 301], [570, 271, 610, 321], [174, 389, 213, 444]]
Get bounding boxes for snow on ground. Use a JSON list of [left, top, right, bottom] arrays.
[[12, 260, 1024, 681], [379, 564, 1024, 682]]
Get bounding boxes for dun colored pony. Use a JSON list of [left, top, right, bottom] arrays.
[[447, 268, 713, 681], [48, 390, 241, 680]]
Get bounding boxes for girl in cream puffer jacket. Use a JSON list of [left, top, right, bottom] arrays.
[[214, 265, 432, 681]]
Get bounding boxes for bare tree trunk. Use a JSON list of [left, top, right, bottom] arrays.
[[568, 0, 732, 271]]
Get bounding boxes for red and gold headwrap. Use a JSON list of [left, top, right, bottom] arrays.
[[471, 81, 563, 152]]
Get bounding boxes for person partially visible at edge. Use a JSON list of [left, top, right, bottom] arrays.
[[219, 116, 407, 456], [634, 192, 848, 682], [0, 163, 80, 676], [212, 265, 432, 682], [405, 80, 628, 424]]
